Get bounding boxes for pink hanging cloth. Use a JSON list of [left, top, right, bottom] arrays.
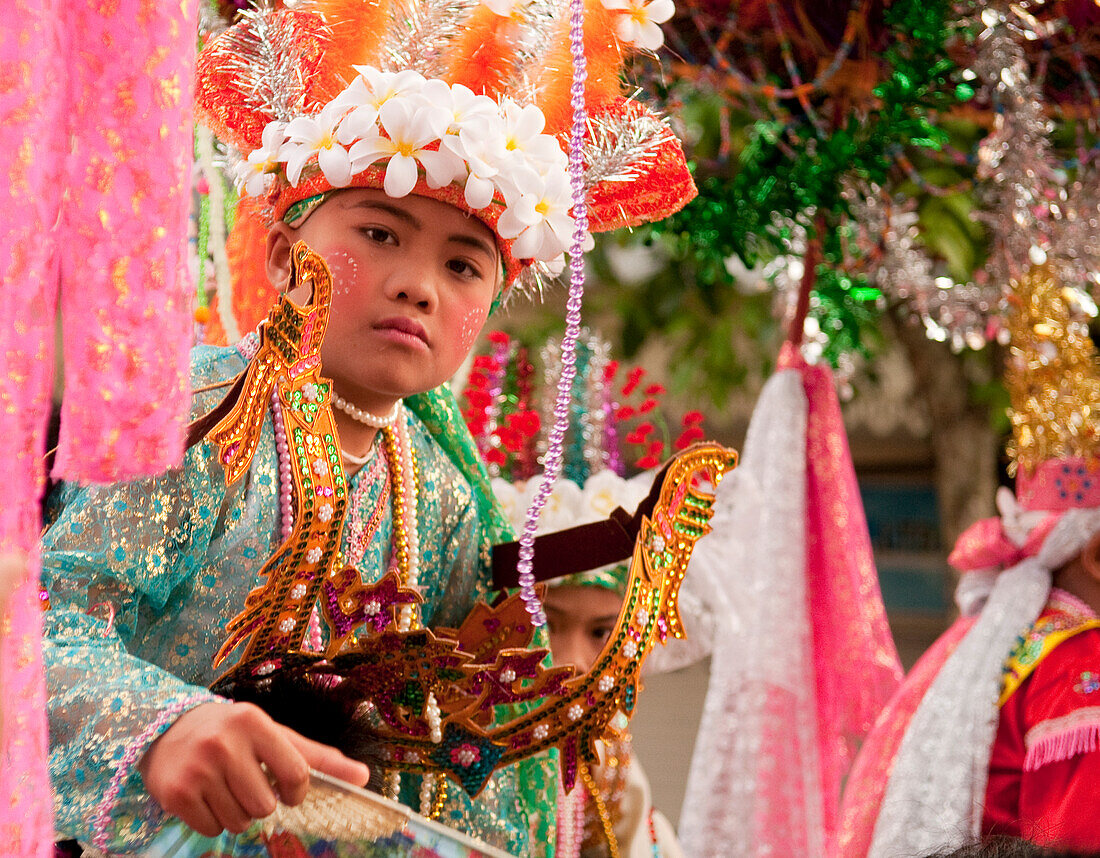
[[0, 0, 196, 853], [782, 345, 905, 853]]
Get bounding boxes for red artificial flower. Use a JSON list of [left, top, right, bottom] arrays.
[[636, 454, 662, 469], [494, 425, 515, 451], [674, 427, 706, 450], [621, 367, 646, 397], [647, 439, 665, 455], [624, 427, 649, 445], [485, 447, 507, 466], [615, 405, 636, 421], [644, 383, 666, 396], [638, 398, 657, 414], [472, 355, 496, 370], [464, 389, 492, 409], [603, 360, 620, 383], [682, 410, 704, 426], [513, 410, 540, 438], [488, 330, 510, 345]]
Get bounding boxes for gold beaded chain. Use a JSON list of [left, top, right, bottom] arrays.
[[381, 423, 421, 631], [429, 773, 448, 819], [579, 759, 621, 858]]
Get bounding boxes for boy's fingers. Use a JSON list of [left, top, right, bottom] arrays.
[[254, 727, 311, 807], [170, 796, 223, 839], [225, 755, 280, 821], [286, 731, 370, 788], [203, 780, 253, 835]]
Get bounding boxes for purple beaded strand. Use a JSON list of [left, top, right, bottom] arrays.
[[515, 0, 590, 625]]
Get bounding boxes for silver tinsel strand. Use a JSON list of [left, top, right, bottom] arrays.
[[221, 0, 318, 122], [382, 0, 478, 77], [581, 102, 674, 188]]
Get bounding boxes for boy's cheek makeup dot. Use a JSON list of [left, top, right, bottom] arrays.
[[457, 307, 489, 353], [324, 250, 360, 296]]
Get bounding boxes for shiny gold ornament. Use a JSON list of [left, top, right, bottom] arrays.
[[1004, 264, 1100, 476], [210, 242, 352, 676]]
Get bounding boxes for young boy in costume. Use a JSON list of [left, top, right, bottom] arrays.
[[839, 266, 1100, 856], [39, 1, 695, 855]]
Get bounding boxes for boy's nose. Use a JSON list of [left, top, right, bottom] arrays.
[[386, 266, 438, 310]]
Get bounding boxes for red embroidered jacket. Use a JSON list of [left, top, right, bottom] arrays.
[[984, 589, 1100, 849]]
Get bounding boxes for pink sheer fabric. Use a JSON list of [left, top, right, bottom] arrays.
[[791, 349, 905, 852], [679, 354, 901, 857], [836, 616, 976, 858], [0, 1, 195, 852]]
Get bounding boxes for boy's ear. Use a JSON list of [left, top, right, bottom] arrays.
[[266, 223, 295, 291], [1082, 530, 1100, 583]]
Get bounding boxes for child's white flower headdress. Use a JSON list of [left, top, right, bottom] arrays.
[[197, 0, 695, 292]]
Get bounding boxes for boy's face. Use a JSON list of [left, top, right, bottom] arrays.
[[268, 189, 500, 413], [544, 584, 625, 674]]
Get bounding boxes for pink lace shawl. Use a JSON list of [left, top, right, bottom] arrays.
[[0, 1, 196, 852]]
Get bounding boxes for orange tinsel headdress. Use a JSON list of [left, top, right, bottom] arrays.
[[196, 0, 695, 334]]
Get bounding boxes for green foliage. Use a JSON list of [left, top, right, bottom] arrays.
[[626, 0, 968, 383]]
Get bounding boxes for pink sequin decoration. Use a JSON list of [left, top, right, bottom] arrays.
[[0, 1, 196, 852]]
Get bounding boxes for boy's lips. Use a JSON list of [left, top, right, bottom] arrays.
[[374, 316, 429, 347]]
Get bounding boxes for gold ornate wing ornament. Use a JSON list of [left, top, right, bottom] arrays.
[[206, 241, 354, 679], [224, 443, 736, 795]]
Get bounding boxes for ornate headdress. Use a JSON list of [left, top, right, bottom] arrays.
[[196, 0, 696, 297], [950, 263, 1100, 574]]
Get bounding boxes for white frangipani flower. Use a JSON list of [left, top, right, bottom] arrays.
[[337, 68, 428, 145], [450, 120, 509, 209], [237, 65, 581, 261], [238, 121, 288, 196], [480, 0, 524, 17], [497, 169, 586, 261], [348, 98, 463, 197], [601, 0, 674, 51], [499, 98, 563, 169], [283, 101, 355, 186]]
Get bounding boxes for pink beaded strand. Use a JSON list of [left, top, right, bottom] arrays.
[[271, 391, 295, 541], [515, 0, 589, 625], [555, 779, 586, 858]]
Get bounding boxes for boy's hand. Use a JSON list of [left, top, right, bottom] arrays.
[[138, 701, 370, 837]]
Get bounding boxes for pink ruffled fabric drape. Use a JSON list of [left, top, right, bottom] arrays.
[[1, 1, 195, 852], [948, 514, 1060, 572], [836, 615, 976, 858], [783, 347, 905, 853]]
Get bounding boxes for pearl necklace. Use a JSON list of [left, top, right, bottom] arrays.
[[340, 445, 374, 467], [332, 392, 401, 428]]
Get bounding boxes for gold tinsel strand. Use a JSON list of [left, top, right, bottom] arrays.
[[1005, 264, 1100, 476]]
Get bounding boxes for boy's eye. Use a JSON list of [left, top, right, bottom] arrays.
[[360, 226, 395, 244], [447, 258, 483, 279], [590, 624, 614, 643]]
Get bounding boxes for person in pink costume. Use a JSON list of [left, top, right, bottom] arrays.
[[839, 267, 1100, 856]]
